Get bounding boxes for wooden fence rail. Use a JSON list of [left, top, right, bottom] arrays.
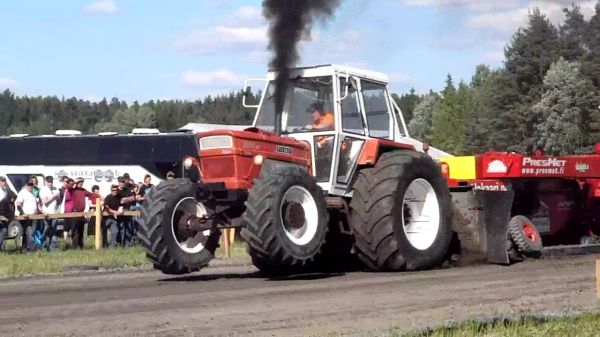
[[1, 198, 235, 255]]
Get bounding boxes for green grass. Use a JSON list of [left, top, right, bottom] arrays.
[[0, 235, 250, 278], [396, 313, 600, 337]]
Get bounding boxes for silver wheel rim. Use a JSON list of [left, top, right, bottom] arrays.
[[280, 185, 319, 246], [402, 178, 440, 250], [171, 197, 211, 254]]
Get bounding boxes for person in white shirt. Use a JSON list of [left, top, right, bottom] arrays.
[[40, 176, 60, 251], [15, 181, 40, 252]]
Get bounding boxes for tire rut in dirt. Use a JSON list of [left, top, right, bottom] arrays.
[[241, 166, 329, 275], [349, 150, 453, 271], [137, 178, 219, 275]]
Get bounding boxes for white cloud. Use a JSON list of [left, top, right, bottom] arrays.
[[176, 26, 267, 54], [404, 0, 521, 12], [177, 6, 267, 56], [466, 1, 597, 40], [230, 6, 264, 27], [180, 69, 244, 87], [83, 0, 118, 14], [0, 77, 18, 88], [389, 72, 412, 84]]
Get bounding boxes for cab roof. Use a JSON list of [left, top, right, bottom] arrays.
[[266, 64, 389, 84]]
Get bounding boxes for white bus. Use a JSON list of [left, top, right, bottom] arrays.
[[0, 131, 202, 196]]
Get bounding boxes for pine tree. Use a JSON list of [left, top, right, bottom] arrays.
[[392, 88, 420, 124], [408, 93, 437, 141], [559, 5, 587, 62], [505, 8, 560, 98], [431, 75, 468, 154], [533, 58, 599, 155], [584, 2, 600, 88], [503, 8, 561, 152]]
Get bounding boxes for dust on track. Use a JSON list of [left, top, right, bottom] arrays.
[[0, 253, 598, 337]]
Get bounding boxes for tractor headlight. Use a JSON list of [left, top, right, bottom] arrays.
[[199, 136, 233, 150], [183, 157, 194, 169]]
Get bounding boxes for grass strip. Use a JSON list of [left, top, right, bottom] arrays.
[[395, 312, 600, 337]]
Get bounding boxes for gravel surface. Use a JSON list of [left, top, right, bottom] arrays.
[[0, 254, 598, 336]]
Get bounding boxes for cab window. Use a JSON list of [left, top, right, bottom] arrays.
[[361, 81, 391, 139], [339, 77, 365, 136]]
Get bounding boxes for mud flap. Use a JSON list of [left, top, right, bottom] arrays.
[[471, 189, 515, 265]]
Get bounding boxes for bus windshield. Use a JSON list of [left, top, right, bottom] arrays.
[[255, 76, 334, 133]]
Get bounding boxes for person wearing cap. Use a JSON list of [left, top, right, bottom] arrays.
[[15, 181, 41, 252], [68, 177, 96, 249], [40, 176, 60, 251], [103, 184, 123, 247], [166, 171, 175, 180], [305, 102, 334, 131]]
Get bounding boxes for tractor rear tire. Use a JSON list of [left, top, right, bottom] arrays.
[[241, 166, 329, 274], [138, 178, 220, 275], [508, 215, 543, 256], [349, 150, 453, 271]]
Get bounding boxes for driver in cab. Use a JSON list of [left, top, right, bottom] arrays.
[[305, 102, 334, 131]]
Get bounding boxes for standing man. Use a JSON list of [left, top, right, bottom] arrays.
[[30, 176, 41, 200], [86, 185, 102, 237], [69, 177, 95, 249], [58, 176, 70, 240], [118, 176, 136, 245], [62, 177, 75, 246], [136, 174, 153, 203], [15, 181, 40, 252], [39, 176, 60, 251], [103, 185, 123, 247]]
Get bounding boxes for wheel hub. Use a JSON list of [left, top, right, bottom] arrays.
[[280, 185, 319, 246], [402, 178, 440, 251], [171, 197, 213, 254]]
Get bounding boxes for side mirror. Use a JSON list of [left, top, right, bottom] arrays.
[[242, 79, 267, 108], [338, 80, 355, 103]]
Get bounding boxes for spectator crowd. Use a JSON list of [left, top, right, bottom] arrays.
[[0, 172, 156, 252]]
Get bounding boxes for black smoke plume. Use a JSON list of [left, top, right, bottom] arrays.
[[262, 0, 341, 134]]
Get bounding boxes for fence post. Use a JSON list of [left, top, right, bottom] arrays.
[[95, 198, 102, 250]]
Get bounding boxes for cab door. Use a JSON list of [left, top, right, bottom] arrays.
[[331, 76, 368, 196]]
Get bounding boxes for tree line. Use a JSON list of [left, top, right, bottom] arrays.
[[1, 3, 599, 156], [0, 90, 259, 135]]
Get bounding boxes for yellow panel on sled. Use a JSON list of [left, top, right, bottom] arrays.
[[440, 156, 476, 180]]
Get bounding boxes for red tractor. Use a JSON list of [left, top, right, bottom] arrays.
[[138, 65, 454, 275]]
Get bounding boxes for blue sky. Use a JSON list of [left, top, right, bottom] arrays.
[[0, 0, 597, 103]]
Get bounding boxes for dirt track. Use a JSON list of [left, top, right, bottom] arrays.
[[0, 254, 598, 337]]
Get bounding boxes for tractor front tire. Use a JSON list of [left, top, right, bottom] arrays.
[[241, 166, 329, 274], [350, 150, 453, 271], [138, 178, 220, 275]]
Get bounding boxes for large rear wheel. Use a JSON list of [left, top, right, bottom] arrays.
[[349, 150, 453, 271], [138, 178, 220, 275], [241, 166, 329, 274]]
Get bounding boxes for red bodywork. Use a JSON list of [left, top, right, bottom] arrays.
[[443, 148, 600, 241], [194, 128, 311, 190], [191, 128, 417, 191]]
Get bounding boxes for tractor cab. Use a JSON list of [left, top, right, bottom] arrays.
[[245, 64, 411, 196]]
